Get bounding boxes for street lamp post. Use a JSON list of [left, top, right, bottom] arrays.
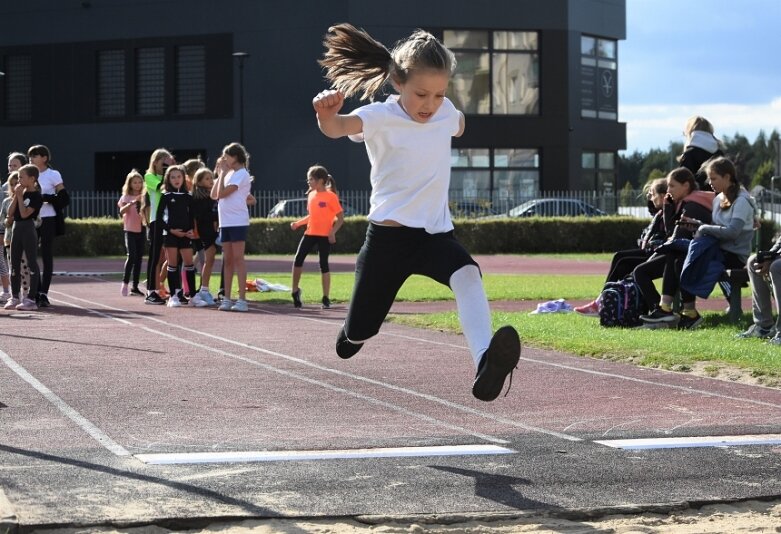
[[232, 52, 250, 145]]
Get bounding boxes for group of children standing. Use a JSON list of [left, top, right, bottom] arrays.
[[1, 146, 66, 312], [119, 142, 253, 311]]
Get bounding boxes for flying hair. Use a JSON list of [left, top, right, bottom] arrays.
[[319, 23, 455, 102]]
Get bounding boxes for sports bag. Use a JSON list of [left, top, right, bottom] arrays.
[[599, 277, 648, 327]]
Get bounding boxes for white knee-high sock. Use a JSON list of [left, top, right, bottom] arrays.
[[450, 265, 493, 369]]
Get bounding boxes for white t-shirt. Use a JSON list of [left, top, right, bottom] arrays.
[[38, 168, 63, 218], [352, 95, 460, 234], [217, 167, 251, 227]]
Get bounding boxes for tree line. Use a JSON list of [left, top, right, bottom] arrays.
[[619, 129, 780, 190]]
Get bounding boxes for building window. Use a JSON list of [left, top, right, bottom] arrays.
[[582, 151, 616, 192], [4, 55, 32, 121], [451, 148, 540, 209], [136, 47, 165, 116], [580, 35, 617, 120], [97, 49, 126, 117], [175, 45, 206, 115], [444, 30, 539, 115]]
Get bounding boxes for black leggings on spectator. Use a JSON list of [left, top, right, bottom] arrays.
[[146, 220, 163, 292], [37, 216, 56, 296], [606, 248, 649, 284], [123, 231, 145, 287], [635, 250, 747, 310]]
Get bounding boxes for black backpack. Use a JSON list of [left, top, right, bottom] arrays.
[[599, 277, 648, 327]]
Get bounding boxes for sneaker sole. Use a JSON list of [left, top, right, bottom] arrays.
[[472, 326, 522, 402]]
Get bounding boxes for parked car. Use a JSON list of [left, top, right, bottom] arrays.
[[504, 198, 607, 217], [266, 198, 359, 218]]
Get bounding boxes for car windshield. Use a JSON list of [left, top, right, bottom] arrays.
[[508, 200, 537, 217]]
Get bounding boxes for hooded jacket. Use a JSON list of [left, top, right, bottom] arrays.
[[679, 130, 723, 191]]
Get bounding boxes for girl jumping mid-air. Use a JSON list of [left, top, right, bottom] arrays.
[[313, 23, 521, 401], [290, 165, 344, 309]]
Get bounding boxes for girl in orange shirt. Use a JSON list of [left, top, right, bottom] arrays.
[[290, 165, 344, 309]]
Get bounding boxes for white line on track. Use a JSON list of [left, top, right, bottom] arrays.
[[596, 434, 781, 450], [50, 291, 581, 443], [0, 349, 131, 457], [136, 444, 515, 465]]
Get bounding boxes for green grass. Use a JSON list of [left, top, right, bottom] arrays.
[[233, 268, 780, 385]]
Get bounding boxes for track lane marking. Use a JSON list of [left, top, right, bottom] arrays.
[[50, 291, 581, 443], [136, 444, 515, 465], [596, 434, 781, 450], [0, 349, 131, 457]]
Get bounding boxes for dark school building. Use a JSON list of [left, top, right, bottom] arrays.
[[0, 0, 625, 202]]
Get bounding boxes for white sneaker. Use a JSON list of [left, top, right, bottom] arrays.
[[218, 299, 232, 311], [16, 298, 38, 311], [4, 297, 20, 310], [167, 295, 182, 308], [231, 299, 248, 312], [189, 294, 208, 308], [198, 290, 215, 306]]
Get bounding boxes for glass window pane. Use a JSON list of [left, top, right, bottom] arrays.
[[448, 52, 490, 114], [494, 149, 539, 168], [5, 55, 32, 121], [492, 53, 539, 114], [494, 31, 538, 51], [581, 36, 596, 56], [494, 170, 539, 205], [598, 152, 615, 169], [443, 30, 488, 49], [451, 148, 490, 167], [582, 152, 596, 169], [598, 39, 616, 59], [97, 49, 126, 117], [176, 45, 206, 114], [136, 47, 165, 116], [450, 169, 491, 199]]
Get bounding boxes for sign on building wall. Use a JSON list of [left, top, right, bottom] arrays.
[[580, 35, 617, 120]]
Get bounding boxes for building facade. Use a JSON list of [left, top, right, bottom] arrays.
[[0, 0, 625, 204]]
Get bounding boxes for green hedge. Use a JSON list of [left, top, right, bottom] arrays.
[[54, 216, 778, 256]]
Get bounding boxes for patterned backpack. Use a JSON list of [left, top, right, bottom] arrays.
[[599, 277, 648, 327]]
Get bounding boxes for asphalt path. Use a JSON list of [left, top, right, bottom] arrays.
[[0, 257, 779, 530]]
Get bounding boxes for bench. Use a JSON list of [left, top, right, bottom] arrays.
[[721, 268, 750, 323]]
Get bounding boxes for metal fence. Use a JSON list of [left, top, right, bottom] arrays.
[[66, 189, 656, 219], [63, 187, 781, 221]]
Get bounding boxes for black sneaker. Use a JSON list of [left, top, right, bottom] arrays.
[[336, 327, 363, 359], [217, 290, 225, 302], [130, 287, 144, 296], [292, 289, 302, 308], [472, 326, 521, 402], [178, 293, 189, 306], [37, 293, 50, 308], [640, 307, 678, 323], [144, 291, 166, 305], [321, 296, 331, 309], [678, 312, 704, 330]]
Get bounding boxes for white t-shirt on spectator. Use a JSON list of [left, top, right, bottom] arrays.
[[217, 167, 251, 227], [352, 94, 460, 234], [38, 168, 63, 218]]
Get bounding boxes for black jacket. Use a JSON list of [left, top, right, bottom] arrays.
[[156, 191, 194, 235]]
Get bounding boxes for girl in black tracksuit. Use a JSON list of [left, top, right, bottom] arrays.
[[156, 165, 199, 307]]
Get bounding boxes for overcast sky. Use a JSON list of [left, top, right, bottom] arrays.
[[619, 0, 781, 153]]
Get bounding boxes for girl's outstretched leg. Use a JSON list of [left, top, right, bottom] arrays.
[[450, 264, 521, 402]]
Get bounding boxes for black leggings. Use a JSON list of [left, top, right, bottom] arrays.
[[606, 248, 649, 284], [123, 231, 145, 286], [37, 216, 56, 295], [146, 220, 163, 291], [293, 235, 331, 272], [344, 224, 478, 342]]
